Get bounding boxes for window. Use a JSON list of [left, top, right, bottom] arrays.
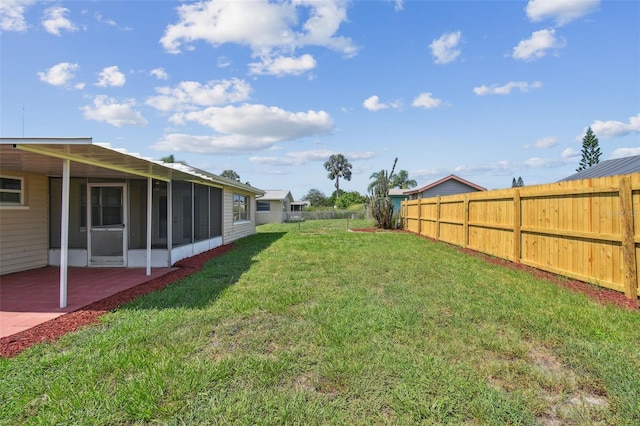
[[257, 201, 270, 212], [233, 194, 249, 222], [0, 176, 23, 205]]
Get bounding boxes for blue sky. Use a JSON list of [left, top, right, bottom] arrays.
[[1, 0, 639, 200]]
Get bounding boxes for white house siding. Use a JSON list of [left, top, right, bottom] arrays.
[[0, 172, 49, 274], [256, 200, 286, 225], [222, 188, 257, 244]]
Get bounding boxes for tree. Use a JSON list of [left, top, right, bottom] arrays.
[[221, 169, 240, 181], [369, 158, 397, 229], [335, 191, 367, 209], [160, 154, 186, 165], [301, 188, 328, 207], [324, 154, 352, 194], [390, 170, 417, 189], [367, 171, 383, 192], [577, 127, 602, 172], [512, 176, 524, 187]]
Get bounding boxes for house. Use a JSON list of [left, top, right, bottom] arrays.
[[560, 155, 640, 181], [256, 190, 294, 224], [389, 188, 409, 213], [404, 174, 486, 199], [0, 137, 264, 306]]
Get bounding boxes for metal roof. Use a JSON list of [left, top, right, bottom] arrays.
[[0, 137, 264, 194], [560, 155, 640, 181], [257, 190, 294, 201]]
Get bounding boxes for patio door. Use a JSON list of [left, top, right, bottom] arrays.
[[88, 184, 127, 267]]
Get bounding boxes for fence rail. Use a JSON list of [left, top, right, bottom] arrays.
[[401, 173, 639, 300]]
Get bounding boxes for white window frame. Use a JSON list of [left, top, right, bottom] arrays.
[[0, 175, 26, 209], [233, 193, 250, 222]]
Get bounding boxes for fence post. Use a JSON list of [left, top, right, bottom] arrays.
[[435, 195, 441, 241], [513, 188, 521, 263], [463, 195, 469, 248], [619, 176, 638, 300], [418, 199, 422, 235]]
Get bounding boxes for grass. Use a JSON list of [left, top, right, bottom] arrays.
[[1, 218, 639, 425]]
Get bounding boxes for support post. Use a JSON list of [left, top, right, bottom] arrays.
[[59, 159, 70, 308], [146, 177, 152, 276], [513, 189, 521, 263], [619, 176, 638, 300], [463, 196, 469, 248], [435, 196, 441, 241]]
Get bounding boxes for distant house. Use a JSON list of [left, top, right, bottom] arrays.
[[560, 155, 640, 181], [0, 137, 264, 306], [404, 174, 486, 199], [256, 190, 294, 225], [389, 188, 409, 213]]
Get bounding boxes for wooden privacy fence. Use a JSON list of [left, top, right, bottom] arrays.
[[401, 173, 639, 300]]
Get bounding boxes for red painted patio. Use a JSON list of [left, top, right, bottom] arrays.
[[0, 266, 175, 338]]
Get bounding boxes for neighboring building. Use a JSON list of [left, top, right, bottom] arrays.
[[0, 138, 264, 281], [560, 155, 640, 181], [389, 188, 409, 213], [256, 190, 294, 225], [290, 200, 310, 212], [404, 174, 486, 199]]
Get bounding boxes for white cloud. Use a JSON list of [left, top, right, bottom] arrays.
[[429, 31, 462, 64], [473, 81, 542, 95], [611, 147, 640, 159], [37, 62, 79, 86], [512, 29, 564, 61], [393, 0, 404, 12], [42, 6, 78, 35], [412, 92, 442, 109], [96, 66, 126, 87], [251, 149, 375, 166], [524, 136, 558, 149], [0, 0, 36, 32], [526, 0, 599, 26], [160, 0, 356, 72], [150, 68, 168, 80], [82, 95, 148, 127], [249, 54, 317, 76], [251, 149, 335, 166], [154, 104, 333, 154], [146, 78, 252, 112], [94, 13, 117, 27], [363, 95, 389, 111], [561, 148, 578, 158], [217, 56, 231, 68], [589, 113, 640, 138]]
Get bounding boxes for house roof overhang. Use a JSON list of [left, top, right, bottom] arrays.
[[0, 138, 264, 195], [404, 174, 486, 195]]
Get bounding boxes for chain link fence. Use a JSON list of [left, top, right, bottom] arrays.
[[284, 209, 369, 223]]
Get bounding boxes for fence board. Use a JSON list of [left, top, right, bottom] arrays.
[[401, 173, 640, 299]]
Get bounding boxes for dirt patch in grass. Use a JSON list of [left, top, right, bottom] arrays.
[[0, 244, 235, 358]]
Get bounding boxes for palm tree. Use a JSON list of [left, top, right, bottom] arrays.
[[390, 170, 417, 189], [368, 171, 383, 192], [324, 154, 352, 194]]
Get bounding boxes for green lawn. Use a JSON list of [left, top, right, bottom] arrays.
[[1, 219, 639, 425]]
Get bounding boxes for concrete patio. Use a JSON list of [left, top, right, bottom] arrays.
[[0, 266, 175, 338]]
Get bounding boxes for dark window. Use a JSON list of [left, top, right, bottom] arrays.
[[257, 201, 270, 212], [0, 177, 23, 205]]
